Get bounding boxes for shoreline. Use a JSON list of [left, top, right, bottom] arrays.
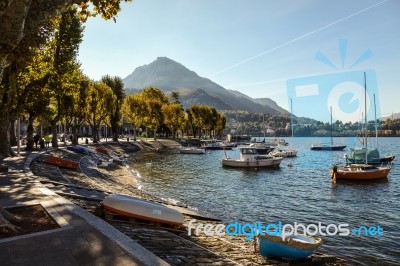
[[27, 140, 346, 265]]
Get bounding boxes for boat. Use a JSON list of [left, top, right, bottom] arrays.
[[346, 94, 394, 164], [258, 233, 322, 260], [67, 145, 93, 155], [96, 147, 109, 155], [102, 194, 184, 226], [329, 72, 391, 181], [179, 146, 205, 154], [270, 147, 297, 157], [248, 143, 274, 155], [345, 148, 395, 164], [330, 164, 391, 181], [310, 107, 346, 151], [202, 140, 233, 150], [222, 147, 283, 168], [43, 156, 79, 170]]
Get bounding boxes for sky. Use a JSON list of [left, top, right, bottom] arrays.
[[78, 0, 400, 122]]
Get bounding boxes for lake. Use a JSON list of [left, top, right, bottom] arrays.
[[129, 137, 400, 265]]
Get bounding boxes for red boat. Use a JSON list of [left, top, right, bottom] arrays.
[[43, 156, 79, 170]]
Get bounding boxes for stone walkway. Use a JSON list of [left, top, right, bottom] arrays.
[[0, 155, 168, 266]]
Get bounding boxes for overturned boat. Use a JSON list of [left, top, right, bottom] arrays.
[[258, 233, 322, 260], [102, 194, 184, 226]]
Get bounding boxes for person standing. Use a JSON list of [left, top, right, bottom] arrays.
[[44, 134, 50, 148]]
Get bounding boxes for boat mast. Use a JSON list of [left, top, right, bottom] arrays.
[[330, 106, 333, 146], [290, 98, 294, 138], [374, 94, 378, 148], [364, 72, 368, 164]]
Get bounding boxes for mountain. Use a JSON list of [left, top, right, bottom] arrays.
[[123, 57, 287, 114]]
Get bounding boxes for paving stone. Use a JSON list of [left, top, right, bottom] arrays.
[[34, 234, 65, 253], [12, 255, 46, 266], [42, 250, 78, 266], [0, 244, 11, 265], [93, 255, 141, 266], [9, 239, 41, 259]]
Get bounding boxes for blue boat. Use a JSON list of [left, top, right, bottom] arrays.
[[258, 234, 322, 260], [67, 145, 93, 155]]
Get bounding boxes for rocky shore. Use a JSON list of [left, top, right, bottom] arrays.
[[29, 140, 346, 266]]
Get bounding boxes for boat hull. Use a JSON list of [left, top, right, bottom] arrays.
[[102, 194, 184, 226], [179, 148, 205, 154], [258, 234, 322, 260], [222, 157, 283, 168], [43, 156, 79, 170], [310, 145, 346, 151], [330, 166, 390, 180]]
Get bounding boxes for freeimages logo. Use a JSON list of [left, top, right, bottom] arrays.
[[286, 39, 381, 124]]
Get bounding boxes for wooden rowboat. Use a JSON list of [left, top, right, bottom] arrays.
[[43, 156, 79, 170], [102, 194, 184, 226], [258, 233, 322, 260]]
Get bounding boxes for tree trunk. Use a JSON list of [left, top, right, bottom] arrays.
[[72, 125, 79, 145], [51, 120, 58, 148], [92, 125, 99, 143], [25, 115, 34, 151], [0, 112, 11, 159], [9, 120, 17, 146]]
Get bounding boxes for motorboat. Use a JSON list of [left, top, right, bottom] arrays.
[[270, 147, 297, 157], [258, 233, 322, 260], [202, 140, 233, 150], [179, 146, 205, 154], [222, 147, 283, 168], [248, 143, 274, 155], [43, 156, 79, 170]]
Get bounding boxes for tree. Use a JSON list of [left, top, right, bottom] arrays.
[[0, 0, 133, 85], [122, 94, 146, 141], [48, 7, 84, 147], [101, 75, 125, 141], [85, 81, 115, 143], [162, 103, 185, 138]]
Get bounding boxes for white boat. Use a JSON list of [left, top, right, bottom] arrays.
[[270, 147, 297, 157], [222, 147, 283, 168], [179, 146, 205, 154], [102, 194, 184, 226]]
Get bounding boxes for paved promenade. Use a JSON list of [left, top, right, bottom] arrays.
[[0, 152, 169, 266]]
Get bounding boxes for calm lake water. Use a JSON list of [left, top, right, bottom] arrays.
[[129, 137, 400, 265]]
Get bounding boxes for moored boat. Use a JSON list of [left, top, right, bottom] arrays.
[[345, 148, 395, 165], [258, 233, 322, 260], [330, 164, 390, 181], [270, 147, 297, 157], [248, 143, 274, 155], [102, 194, 184, 226], [310, 144, 347, 151], [179, 146, 205, 154], [222, 147, 283, 168]]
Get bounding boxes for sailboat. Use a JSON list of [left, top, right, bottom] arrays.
[[330, 73, 391, 182], [345, 95, 395, 164], [310, 106, 347, 151]]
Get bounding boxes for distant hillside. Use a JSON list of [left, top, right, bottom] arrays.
[[123, 57, 287, 115], [382, 112, 400, 120]]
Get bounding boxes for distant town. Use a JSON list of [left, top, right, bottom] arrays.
[[223, 110, 400, 137]]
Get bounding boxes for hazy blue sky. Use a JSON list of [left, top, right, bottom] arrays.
[[78, 0, 400, 122]]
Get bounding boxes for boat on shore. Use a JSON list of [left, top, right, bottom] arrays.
[[43, 156, 79, 170], [102, 194, 184, 226], [222, 147, 283, 168], [179, 146, 205, 154], [258, 233, 322, 260]]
